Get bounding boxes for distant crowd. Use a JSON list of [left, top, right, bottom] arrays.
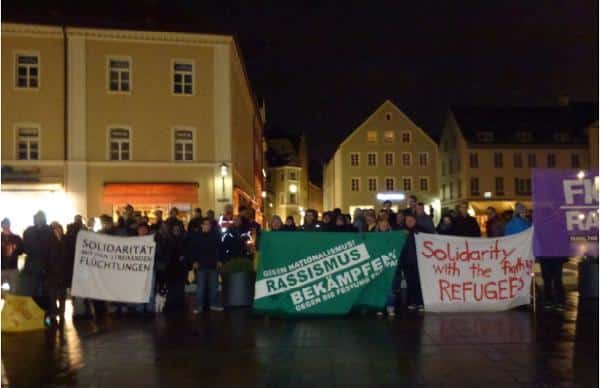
[[1, 194, 567, 326]]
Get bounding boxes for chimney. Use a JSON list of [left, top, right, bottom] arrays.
[[559, 95, 570, 107]]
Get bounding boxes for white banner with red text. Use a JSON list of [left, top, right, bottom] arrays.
[[415, 228, 534, 312]]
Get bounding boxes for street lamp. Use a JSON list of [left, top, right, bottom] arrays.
[[220, 163, 228, 196], [261, 191, 267, 198], [289, 183, 298, 193]]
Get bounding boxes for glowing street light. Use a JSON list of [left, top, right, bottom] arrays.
[[220, 163, 229, 177], [261, 191, 267, 198], [376, 192, 405, 201], [289, 183, 298, 193], [577, 170, 585, 179]]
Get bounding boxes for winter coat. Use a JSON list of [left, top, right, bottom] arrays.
[[486, 217, 505, 237], [505, 216, 531, 236], [22, 225, 59, 276], [451, 216, 481, 237], [184, 231, 220, 270], [416, 214, 435, 234]]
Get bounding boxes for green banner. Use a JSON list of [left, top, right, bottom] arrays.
[[253, 231, 407, 316]]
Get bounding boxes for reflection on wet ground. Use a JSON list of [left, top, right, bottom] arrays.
[[2, 293, 597, 387]]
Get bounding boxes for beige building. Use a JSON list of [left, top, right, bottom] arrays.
[[1, 23, 264, 233], [323, 100, 439, 216], [439, 103, 597, 229], [265, 135, 320, 224]]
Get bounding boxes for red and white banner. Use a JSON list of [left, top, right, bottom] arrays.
[[416, 228, 534, 312]]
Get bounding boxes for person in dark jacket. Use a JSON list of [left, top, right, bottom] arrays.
[[163, 208, 186, 312], [220, 215, 246, 261], [320, 212, 336, 232], [151, 209, 164, 233], [402, 195, 418, 217], [336, 214, 356, 232], [436, 215, 453, 235], [48, 221, 68, 324], [65, 216, 89, 320], [401, 214, 424, 311], [1, 218, 24, 295], [415, 202, 435, 233], [382, 200, 398, 229], [365, 210, 378, 232], [451, 201, 481, 237], [185, 218, 223, 313], [300, 209, 321, 231], [21, 211, 60, 313], [187, 208, 203, 231], [485, 207, 505, 237], [283, 216, 297, 231], [538, 256, 568, 310]]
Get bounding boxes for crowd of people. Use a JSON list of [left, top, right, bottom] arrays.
[[0, 194, 566, 327]]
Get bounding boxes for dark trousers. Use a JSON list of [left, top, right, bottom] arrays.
[[540, 259, 565, 305], [404, 263, 423, 306], [47, 286, 67, 319], [195, 269, 220, 309]]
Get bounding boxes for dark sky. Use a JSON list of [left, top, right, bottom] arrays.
[[5, 1, 599, 183]]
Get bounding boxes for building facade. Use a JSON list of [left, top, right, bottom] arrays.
[[1, 23, 264, 233], [323, 100, 439, 216], [439, 104, 598, 230]]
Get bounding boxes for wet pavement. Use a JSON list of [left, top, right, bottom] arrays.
[[1, 292, 598, 388]]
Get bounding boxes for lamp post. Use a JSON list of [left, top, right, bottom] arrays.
[[220, 162, 228, 197]]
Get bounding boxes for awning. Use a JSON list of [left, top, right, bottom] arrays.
[[103, 183, 198, 204]]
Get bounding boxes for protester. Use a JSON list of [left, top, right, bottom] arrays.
[[186, 218, 223, 313], [378, 217, 398, 317], [123, 204, 138, 236], [376, 218, 392, 232], [365, 210, 378, 232], [164, 208, 186, 312], [352, 208, 366, 232], [300, 209, 321, 231], [382, 200, 397, 229], [219, 204, 235, 232], [283, 216, 297, 231], [321, 212, 335, 231], [187, 208, 203, 231], [47, 221, 68, 325], [206, 209, 219, 234], [451, 201, 481, 237], [394, 212, 405, 231], [401, 214, 424, 311], [436, 215, 453, 235], [539, 256, 568, 311], [505, 203, 531, 235], [415, 202, 435, 233], [485, 207, 505, 237], [220, 215, 245, 261], [1, 218, 24, 294], [403, 195, 418, 217], [151, 209, 164, 233], [270, 215, 284, 231], [21, 211, 60, 316], [336, 214, 355, 232]]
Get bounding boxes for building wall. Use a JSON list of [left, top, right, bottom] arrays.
[[1, 24, 65, 161], [268, 166, 305, 223], [308, 182, 323, 214], [328, 100, 439, 212], [588, 122, 599, 170]]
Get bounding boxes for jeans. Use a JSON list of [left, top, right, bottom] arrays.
[[404, 263, 423, 306], [386, 267, 402, 308], [540, 259, 565, 305], [47, 287, 67, 319], [196, 269, 220, 309]]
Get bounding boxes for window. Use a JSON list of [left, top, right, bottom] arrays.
[[401, 152, 412, 167], [515, 178, 532, 195], [172, 60, 194, 95], [513, 153, 523, 168], [419, 177, 429, 191], [289, 193, 298, 204], [367, 131, 378, 143], [527, 153, 537, 168], [367, 152, 377, 167], [15, 53, 39, 89], [449, 160, 454, 174], [16, 127, 39, 160], [470, 178, 480, 196], [547, 153, 556, 168], [173, 129, 193, 161], [571, 154, 581, 168], [384, 152, 394, 167], [289, 171, 298, 180], [418, 152, 429, 167], [384, 177, 395, 191], [109, 128, 131, 160], [401, 131, 411, 144], [469, 153, 479, 168], [108, 57, 131, 92], [449, 182, 454, 199], [385, 112, 392, 121], [493, 152, 503, 168], [280, 172, 285, 181], [441, 162, 446, 176], [383, 131, 394, 143], [350, 152, 360, 167], [495, 177, 504, 196], [402, 177, 412, 191], [367, 177, 377, 192], [442, 184, 446, 200], [351, 178, 360, 192], [477, 131, 494, 142], [516, 131, 532, 142]]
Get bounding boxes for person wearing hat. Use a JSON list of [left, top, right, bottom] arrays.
[[1, 218, 24, 294]]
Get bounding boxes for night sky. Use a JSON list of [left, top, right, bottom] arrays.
[[4, 1, 599, 183]]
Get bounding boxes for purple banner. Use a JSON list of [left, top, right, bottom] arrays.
[[533, 169, 599, 257]]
